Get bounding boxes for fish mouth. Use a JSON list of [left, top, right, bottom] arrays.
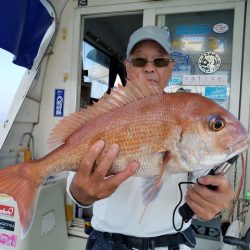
[[228, 137, 249, 155], [193, 137, 249, 171]]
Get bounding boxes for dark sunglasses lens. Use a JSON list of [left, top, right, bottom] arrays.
[[131, 58, 147, 67], [154, 58, 170, 67]]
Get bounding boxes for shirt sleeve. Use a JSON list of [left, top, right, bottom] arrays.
[[66, 171, 93, 208]]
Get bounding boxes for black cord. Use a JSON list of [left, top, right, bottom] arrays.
[[172, 181, 194, 231]]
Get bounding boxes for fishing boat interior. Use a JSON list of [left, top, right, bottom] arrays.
[[0, 0, 250, 249]]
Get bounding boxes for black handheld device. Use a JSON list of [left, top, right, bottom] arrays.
[[178, 154, 239, 223]]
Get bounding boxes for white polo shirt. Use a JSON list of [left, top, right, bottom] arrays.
[[66, 172, 194, 237]]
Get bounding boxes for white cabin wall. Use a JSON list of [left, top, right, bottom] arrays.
[[0, 57, 44, 167], [33, 0, 78, 158], [0, 97, 39, 167], [0, 124, 34, 167]]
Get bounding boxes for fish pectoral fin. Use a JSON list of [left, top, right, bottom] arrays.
[[140, 176, 163, 205], [139, 174, 165, 223], [155, 148, 172, 170], [140, 150, 171, 205], [139, 153, 171, 222], [162, 150, 171, 167]]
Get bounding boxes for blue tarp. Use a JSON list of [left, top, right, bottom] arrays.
[[0, 0, 53, 69]]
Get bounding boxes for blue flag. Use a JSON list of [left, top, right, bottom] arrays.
[[0, 0, 53, 69]]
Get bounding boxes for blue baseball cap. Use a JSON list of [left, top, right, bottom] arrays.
[[126, 26, 173, 57]]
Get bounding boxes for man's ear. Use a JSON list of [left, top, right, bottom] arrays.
[[124, 59, 129, 70]]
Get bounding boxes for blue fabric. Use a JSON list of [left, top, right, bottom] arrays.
[[86, 230, 129, 250], [0, 0, 53, 69]]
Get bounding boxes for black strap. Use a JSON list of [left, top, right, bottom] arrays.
[[103, 230, 186, 250], [169, 246, 180, 250]]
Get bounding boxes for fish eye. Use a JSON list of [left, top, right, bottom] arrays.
[[209, 116, 226, 131]]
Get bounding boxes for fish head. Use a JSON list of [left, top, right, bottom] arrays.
[[168, 93, 249, 173]]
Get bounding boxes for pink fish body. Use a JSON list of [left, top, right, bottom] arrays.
[[0, 80, 248, 238]]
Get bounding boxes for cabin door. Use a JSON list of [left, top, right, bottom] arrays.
[[152, 2, 247, 249]]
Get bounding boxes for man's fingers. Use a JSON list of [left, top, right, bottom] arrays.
[[197, 175, 230, 191], [79, 140, 105, 176], [92, 143, 120, 181], [185, 192, 217, 221], [186, 175, 234, 221]]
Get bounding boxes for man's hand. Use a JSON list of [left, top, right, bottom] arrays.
[[70, 140, 139, 206], [185, 175, 234, 220]]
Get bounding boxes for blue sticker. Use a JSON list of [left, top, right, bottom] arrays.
[[169, 77, 182, 86], [176, 24, 211, 36], [54, 89, 64, 117], [205, 86, 227, 100], [171, 52, 191, 73]]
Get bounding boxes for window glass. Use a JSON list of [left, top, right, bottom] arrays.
[[160, 9, 234, 110], [82, 42, 110, 100]]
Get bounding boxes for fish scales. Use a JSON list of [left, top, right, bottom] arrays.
[[44, 95, 177, 176], [32, 91, 248, 177]]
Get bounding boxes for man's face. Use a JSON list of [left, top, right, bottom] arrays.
[[124, 40, 174, 89]]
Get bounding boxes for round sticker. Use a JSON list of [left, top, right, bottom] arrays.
[[213, 23, 229, 33], [198, 51, 221, 74]]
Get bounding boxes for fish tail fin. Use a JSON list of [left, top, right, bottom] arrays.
[[0, 162, 43, 238]]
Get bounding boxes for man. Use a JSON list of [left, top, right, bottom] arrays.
[[67, 26, 234, 250]]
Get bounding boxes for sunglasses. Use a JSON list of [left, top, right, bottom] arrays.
[[127, 57, 174, 67]]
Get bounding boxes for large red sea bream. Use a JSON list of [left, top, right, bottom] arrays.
[[0, 80, 248, 238]]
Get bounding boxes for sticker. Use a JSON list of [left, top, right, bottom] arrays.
[[182, 75, 200, 85], [0, 233, 17, 247], [176, 24, 211, 35], [0, 219, 15, 232], [0, 205, 15, 218], [208, 37, 225, 52], [199, 75, 228, 85], [172, 37, 204, 51], [208, 37, 219, 50], [183, 75, 228, 86], [169, 77, 182, 86], [213, 23, 229, 33], [204, 86, 227, 100], [198, 51, 221, 74], [54, 89, 65, 117], [171, 52, 190, 73]]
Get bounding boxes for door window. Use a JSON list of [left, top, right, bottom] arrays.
[[159, 9, 234, 110], [82, 41, 110, 101], [80, 13, 143, 108]]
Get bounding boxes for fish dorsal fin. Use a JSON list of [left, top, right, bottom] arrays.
[[47, 78, 162, 149]]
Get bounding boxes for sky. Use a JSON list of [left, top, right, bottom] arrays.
[[0, 49, 26, 122]]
